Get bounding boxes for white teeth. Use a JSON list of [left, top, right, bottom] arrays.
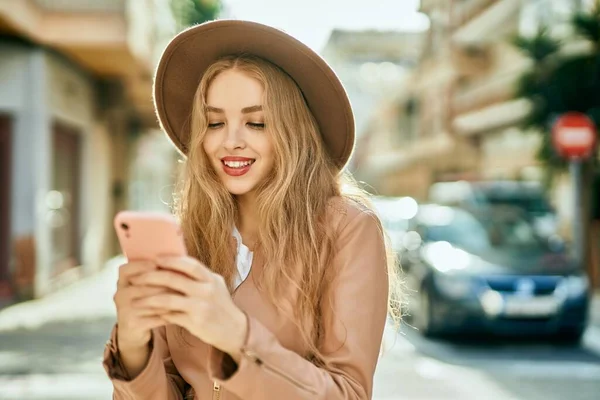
[[223, 160, 253, 168]]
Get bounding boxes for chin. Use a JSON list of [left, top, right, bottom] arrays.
[[223, 180, 258, 196]]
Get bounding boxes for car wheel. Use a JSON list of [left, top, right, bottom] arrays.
[[556, 326, 585, 344], [415, 285, 438, 337]]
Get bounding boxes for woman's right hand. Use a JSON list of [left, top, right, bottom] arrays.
[[113, 261, 168, 351]]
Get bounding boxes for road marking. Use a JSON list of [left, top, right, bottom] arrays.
[[507, 360, 600, 379]]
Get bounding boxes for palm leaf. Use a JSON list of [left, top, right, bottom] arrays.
[[511, 27, 560, 64]]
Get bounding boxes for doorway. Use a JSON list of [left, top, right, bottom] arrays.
[[50, 122, 82, 276], [0, 115, 11, 284]]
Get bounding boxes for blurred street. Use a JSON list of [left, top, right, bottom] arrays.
[[375, 321, 600, 400], [2, 1, 600, 399], [0, 258, 599, 400], [0, 258, 122, 400]]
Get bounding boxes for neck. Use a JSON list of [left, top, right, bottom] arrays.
[[236, 192, 259, 244]]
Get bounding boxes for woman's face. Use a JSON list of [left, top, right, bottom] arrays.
[[203, 69, 275, 198]]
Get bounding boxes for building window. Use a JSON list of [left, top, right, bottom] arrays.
[[399, 97, 420, 142]]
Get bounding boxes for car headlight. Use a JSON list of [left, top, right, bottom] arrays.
[[479, 290, 504, 317], [557, 275, 589, 298], [434, 274, 473, 298], [423, 241, 472, 272]]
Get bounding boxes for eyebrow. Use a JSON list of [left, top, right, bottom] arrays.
[[206, 105, 263, 114]]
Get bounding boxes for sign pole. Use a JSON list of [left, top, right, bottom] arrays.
[[552, 112, 596, 270], [570, 158, 584, 266]]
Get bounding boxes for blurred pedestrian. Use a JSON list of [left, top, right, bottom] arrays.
[[103, 20, 401, 400]]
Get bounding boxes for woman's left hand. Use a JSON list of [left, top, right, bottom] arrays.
[[130, 256, 248, 362]]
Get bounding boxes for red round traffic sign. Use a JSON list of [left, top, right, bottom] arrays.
[[552, 112, 597, 159]]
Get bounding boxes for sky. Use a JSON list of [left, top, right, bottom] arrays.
[[221, 0, 430, 52]]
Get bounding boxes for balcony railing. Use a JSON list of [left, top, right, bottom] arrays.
[[452, 0, 522, 44], [0, 0, 161, 75], [0, 0, 172, 122], [451, 70, 521, 116], [451, 0, 498, 30]]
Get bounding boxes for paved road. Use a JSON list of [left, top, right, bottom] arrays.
[[373, 323, 600, 400], [0, 318, 114, 400], [0, 318, 599, 400]]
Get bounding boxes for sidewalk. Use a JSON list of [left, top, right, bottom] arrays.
[[0, 258, 124, 399], [0, 256, 123, 332], [1, 262, 600, 332]]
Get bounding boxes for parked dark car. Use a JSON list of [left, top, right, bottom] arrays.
[[401, 204, 590, 341]]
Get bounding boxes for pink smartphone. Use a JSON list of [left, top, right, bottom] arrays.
[[114, 211, 187, 262]]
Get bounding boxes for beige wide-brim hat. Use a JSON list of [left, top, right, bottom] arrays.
[[153, 19, 355, 170]]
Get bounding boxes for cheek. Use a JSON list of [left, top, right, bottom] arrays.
[[260, 137, 275, 164], [202, 135, 218, 156]]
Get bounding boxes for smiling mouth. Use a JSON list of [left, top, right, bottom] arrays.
[[221, 159, 255, 168], [220, 158, 255, 177]]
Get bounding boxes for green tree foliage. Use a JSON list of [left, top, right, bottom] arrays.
[[171, 0, 221, 30], [512, 3, 600, 176]]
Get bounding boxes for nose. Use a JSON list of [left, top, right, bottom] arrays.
[[222, 123, 246, 151]]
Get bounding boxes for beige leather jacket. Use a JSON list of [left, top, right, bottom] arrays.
[[103, 199, 390, 399]]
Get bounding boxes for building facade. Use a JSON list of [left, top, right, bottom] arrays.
[[354, 0, 597, 194], [353, 0, 600, 287], [321, 29, 425, 172], [0, 0, 178, 301]]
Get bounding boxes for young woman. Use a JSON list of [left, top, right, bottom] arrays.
[[104, 20, 402, 400]]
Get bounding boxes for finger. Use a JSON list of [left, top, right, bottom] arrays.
[[134, 293, 190, 312], [132, 307, 172, 317], [156, 256, 212, 282], [161, 311, 188, 329], [129, 270, 197, 296], [123, 286, 170, 301], [132, 316, 166, 332], [117, 261, 158, 288], [114, 286, 170, 310]]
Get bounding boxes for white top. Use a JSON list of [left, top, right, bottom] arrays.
[[232, 226, 254, 290]]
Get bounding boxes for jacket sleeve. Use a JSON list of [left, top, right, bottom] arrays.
[[103, 325, 187, 400], [207, 209, 390, 399]]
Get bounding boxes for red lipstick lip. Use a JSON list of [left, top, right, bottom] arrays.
[[221, 157, 255, 177]]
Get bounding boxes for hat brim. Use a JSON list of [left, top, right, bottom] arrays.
[[153, 20, 355, 170]]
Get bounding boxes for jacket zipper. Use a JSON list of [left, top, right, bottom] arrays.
[[213, 382, 221, 400], [241, 350, 318, 395]]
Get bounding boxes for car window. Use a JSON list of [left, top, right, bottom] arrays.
[[474, 186, 554, 213], [417, 206, 545, 252], [416, 207, 489, 251]]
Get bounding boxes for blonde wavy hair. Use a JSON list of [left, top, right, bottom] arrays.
[[173, 54, 403, 366]]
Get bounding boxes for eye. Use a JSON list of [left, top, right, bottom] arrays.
[[247, 122, 265, 130], [208, 122, 224, 129]]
